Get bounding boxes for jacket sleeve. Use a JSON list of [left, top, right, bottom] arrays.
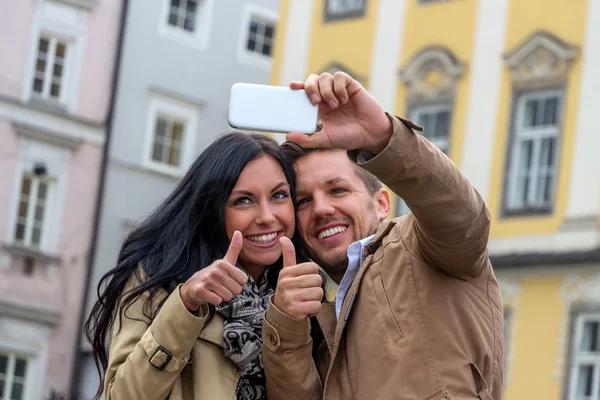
[[350, 114, 491, 280], [104, 283, 209, 400], [262, 298, 323, 400]]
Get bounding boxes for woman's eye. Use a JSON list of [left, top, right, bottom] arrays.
[[273, 190, 290, 200], [331, 188, 346, 195], [233, 197, 252, 206]]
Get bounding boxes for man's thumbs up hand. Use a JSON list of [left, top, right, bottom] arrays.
[[273, 237, 323, 319]]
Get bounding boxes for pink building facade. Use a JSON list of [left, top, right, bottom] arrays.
[[0, 0, 122, 398]]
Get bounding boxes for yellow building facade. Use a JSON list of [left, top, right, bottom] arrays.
[[270, 1, 600, 399]]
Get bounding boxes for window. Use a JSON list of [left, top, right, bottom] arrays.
[[246, 17, 275, 58], [14, 174, 52, 248], [410, 105, 452, 154], [24, 1, 85, 112], [505, 90, 563, 214], [144, 94, 199, 177], [325, 0, 366, 21], [31, 35, 68, 102], [150, 116, 185, 167], [568, 313, 600, 400], [238, 6, 278, 70], [396, 197, 409, 217], [159, 0, 213, 49], [166, 0, 198, 32], [0, 352, 28, 400]]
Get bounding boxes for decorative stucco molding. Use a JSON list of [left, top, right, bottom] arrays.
[[13, 122, 83, 149], [0, 296, 62, 326], [53, 0, 97, 9], [504, 31, 578, 89], [399, 47, 465, 103]]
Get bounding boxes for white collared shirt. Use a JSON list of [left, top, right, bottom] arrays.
[[335, 234, 376, 319]]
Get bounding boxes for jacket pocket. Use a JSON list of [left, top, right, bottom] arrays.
[[371, 274, 403, 343], [420, 388, 449, 400], [470, 362, 492, 400]]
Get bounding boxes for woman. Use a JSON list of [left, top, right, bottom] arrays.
[[85, 132, 312, 400]]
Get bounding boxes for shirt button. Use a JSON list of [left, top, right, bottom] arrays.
[[270, 334, 278, 346]]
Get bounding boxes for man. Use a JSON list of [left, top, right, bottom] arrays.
[[262, 71, 503, 400]]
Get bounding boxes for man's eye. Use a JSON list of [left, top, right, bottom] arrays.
[[331, 188, 346, 195], [296, 198, 310, 207]]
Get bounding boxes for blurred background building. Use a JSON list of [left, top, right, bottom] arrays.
[[0, 0, 123, 399], [0, 0, 599, 399]]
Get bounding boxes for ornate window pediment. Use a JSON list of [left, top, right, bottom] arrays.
[[504, 31, 578, 89], [54, 0, 97, 9], [399, 47, 465, 104], [320, 62, 367, 86]]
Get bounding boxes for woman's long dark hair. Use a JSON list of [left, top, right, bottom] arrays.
[[85, 132, 307, 399]]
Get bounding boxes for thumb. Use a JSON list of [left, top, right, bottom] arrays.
[[279, 236, 296, 268], [224, 231, 243, 265]]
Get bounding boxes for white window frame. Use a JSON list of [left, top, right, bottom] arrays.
[[0, 320, 50, 400], [158, 0, 214, 50], [0, 351, 31, 400], [503, 308, 511, 382], [326, 0, 366, 15], [505, 89, 563, 213], [567, 312, 600, 400], [30, 35, 70, 103], [22, 1, 85, 113], [237, 5, 278, 71], [409, 104, 452, 154], [13, 174, 54, 249], [5, 140, 68, 256], [142, 94, 199, 177]]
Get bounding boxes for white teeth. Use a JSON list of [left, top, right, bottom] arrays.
[[247, 232, 277, 244], [318, 226, 347, 239]]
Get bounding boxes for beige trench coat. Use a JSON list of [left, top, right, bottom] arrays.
[[104, 283, 240, 400]]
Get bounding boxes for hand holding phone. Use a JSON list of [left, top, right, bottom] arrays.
[[228, 83, 319, 134], [283, 72, 393, 154]]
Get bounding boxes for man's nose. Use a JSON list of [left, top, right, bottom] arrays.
[[312, 194, 335, 218]]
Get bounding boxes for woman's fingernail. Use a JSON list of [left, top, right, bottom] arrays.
[[311, 94, 320, 104], [328, 99, 338, 108]]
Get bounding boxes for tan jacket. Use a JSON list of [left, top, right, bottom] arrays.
[[104, 283, 240, 400], [262, 116, 503, 400]]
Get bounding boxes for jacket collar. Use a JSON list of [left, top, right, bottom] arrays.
[[365, 219, 397, 257]]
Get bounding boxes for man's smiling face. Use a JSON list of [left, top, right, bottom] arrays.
[[294, 150, 390, 281]]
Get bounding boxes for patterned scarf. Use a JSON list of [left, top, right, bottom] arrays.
[[215, 268, 274, 400]]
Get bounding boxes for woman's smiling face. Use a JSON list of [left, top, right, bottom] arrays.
[[224, 154, 296, 277]]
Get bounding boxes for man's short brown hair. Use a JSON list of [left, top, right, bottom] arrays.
[[280, 141, 382, 195]]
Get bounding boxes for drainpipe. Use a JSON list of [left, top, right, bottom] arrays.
[[69, 0, 129, 398]]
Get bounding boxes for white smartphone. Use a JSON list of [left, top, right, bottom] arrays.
[[228, 83, 319, 134]]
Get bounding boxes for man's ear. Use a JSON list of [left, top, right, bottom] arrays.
[[374, 188, 391, 222]]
